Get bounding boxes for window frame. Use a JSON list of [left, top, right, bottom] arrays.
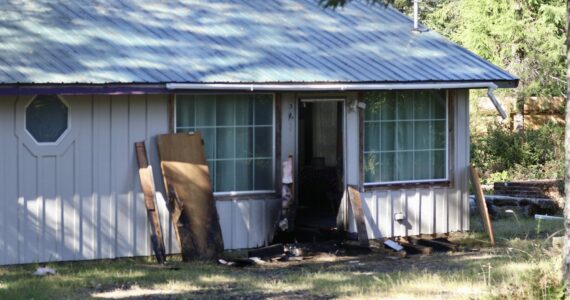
[[362, 90, 449, 186], [174, 93, 277, 196], [24, 94, 71, 145]]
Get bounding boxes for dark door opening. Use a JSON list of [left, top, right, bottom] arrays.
[[296, 100, 344, 241]]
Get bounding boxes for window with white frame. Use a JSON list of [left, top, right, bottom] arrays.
[[176, 94, 274, 193], [363, 90, 447, 184]]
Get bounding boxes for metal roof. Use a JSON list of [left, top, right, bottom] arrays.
[[0, 0, 518, 86]]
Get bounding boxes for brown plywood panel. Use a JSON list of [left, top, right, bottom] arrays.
[[157, 133, 224, 260], [347, 186, 369, 248]]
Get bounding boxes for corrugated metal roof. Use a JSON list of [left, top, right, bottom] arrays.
[[0, 0, 517, 86]]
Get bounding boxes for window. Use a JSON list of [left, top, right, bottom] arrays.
[[364, 90, 447, 184], [26, 95, 69, 143], [176, 94, 274, 193]]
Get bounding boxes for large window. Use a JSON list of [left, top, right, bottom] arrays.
[[364, 90, 447, 184], [176, 94, 274, 193]]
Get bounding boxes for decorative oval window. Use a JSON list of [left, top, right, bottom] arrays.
[[26, 95, 69, 143]]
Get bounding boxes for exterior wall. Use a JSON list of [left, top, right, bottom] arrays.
[[0, 89, 470, 265], [349, 89, 471, 237], [0, 94, 280, 266]]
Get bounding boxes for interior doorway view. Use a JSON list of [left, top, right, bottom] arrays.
[[296, 98, 345, 241]]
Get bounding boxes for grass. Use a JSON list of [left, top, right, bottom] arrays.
[[0, 215, 564, 299]]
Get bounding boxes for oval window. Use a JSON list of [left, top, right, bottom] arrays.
[[26, 95, 69, 143]]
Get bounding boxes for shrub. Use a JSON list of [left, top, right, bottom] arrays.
[[471, 122, 564, 183]]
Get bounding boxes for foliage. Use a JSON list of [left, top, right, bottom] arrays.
[[471, 122, 565, 183], [423, 0, 566, 99], [321, 0, 567, 99]]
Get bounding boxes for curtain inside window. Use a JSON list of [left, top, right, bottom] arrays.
[[176, 94, 274, 192], [364, 90, 447, 183]]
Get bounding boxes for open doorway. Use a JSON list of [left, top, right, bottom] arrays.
[[296, 99, 344, 241]]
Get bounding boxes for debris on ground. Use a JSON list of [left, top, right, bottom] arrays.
[[33, 266, 56, 276]]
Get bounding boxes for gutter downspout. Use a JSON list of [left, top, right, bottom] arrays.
[[166, 82, 507, 119]]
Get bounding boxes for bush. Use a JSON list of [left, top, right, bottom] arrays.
[[471, 122, 564, 184]]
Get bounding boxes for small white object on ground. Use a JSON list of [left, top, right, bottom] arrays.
[[32, 267, 56, 276], [534, 214, 563, 221], [249, 257, 266, 265], [384, 239, 404, 252]]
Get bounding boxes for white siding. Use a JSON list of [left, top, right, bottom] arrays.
[[0, 94, 283, 265], [216, 198, 281, 250]]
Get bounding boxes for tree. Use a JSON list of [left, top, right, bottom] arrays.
[[563, 0, 570, 292]]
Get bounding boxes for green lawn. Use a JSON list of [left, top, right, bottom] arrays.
[[0, 215, 564, 299]]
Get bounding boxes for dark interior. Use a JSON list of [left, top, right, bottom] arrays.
[[295, 100, 344, 241]]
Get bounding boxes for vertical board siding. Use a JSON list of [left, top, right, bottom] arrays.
[[215, 198, 281, 250], [0, 95, 173, 265], [0, 94, 282, 265], [355, 90, 470, 239]]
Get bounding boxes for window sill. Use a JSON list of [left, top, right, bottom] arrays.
[[363, 180, 451, 192]]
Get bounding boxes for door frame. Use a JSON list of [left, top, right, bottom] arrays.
[[295, 97, 347, 204]]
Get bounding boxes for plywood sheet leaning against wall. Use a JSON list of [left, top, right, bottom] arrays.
[[157, 133, 224, 260], [135, 141, 166, 264], [469, 165, 496, 246]]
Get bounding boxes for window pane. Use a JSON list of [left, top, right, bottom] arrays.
[[197, 127, 215, 160], [216, 128, 235, 159], [380, 121, 396, 151], [255, 127, 272, 158], [364, 153, 380, 183], [432, 120, 446, 149], [431, 91, 446, 119], [235, 127, 253, 158], [236, 159, 253, 190], [365, 92, 381, 120], [414, 121, 431, 150], [380, 92, 397, 120], [195, 95, 216, 126], [396, 151, 414, 181], [397, 91, 414, 120], [255, 95, 273, 125], [432, 150, 446, 179], [380, 152, 396, 182], [235, 95, 254, 125], [414, 91, 430, 119], [364, 122, 379, 152], [396, 121, 414, 150], [254, 159, 272, 190], [216, 160, 235, 192], [414, 150, 432, 180], [216, 95, 235, 126], [176, 95, 194, 128]]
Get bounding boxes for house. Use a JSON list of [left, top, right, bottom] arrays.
[[0, 0, 517, 265]]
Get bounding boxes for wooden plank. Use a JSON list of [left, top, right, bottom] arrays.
[[135, 141, 166, 264], [157, 133, 224, 260], [469, 165, 496, 246], [347, 186, 369, 248], [398, 239, 433, 255], [408, 236, 458, 252]]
